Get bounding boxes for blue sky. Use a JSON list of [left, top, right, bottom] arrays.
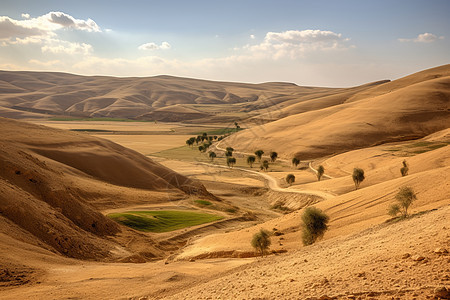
[[1, 0, 449, 86]]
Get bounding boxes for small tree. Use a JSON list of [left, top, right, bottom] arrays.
[[209, 151, 216, 161], [195, 136, 202, 145], [388, 186, 417, 218], [226, 147, 234, 153], [251, 229, 271, 257], [186, 139, 193, 147], [198, 145, 205, 152], [400, 160, 409, 177], [317, 165, 325, 181], [261, 160, 269, 171], [352, 168, 365, 190], [225, 150, 233, 157], [292, 157, 300, 168], [247, 155, 256, 168], [269, 151, 278, 162], [301, 207, 329, 246], [286, 174, 295, 186], [255, 150, 264, 161], [227, 157, 236, 168]]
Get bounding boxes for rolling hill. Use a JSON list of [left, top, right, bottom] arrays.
[[223, 64, 450, 159], [0, 117, 212, 261]]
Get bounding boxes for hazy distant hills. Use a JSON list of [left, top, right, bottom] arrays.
[[0, 70, 381, 122]]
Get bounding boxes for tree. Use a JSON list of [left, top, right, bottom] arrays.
[[261, 160, 269, 171], [227, 157, 236, 168], [251, 229, 271, 257], [255, 150, 264, 161], [286, 174, 295, 186], [247, 155, 256, 168], [400, 160, 409, 177], [209, 151, 216, 161], [292, 157, 300, 168], [388, 186, 417, 218], [186, 139, 193, 147], [269, 151, 278, 162], [195, 136, 202, 145], [301, 207, 329, 246], [225, 150, 233, 157], [198, 145, 205, 152], [352, 168, 365, 190], [317, 165, 325, 181], [226, 147, 234, 153]]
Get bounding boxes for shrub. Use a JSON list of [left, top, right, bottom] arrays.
[[251, 229, 271, 256], [388, 186, 417, 218], [317, 165, 325, 181], [255, 150, 264, 161], [286, 174, 295, 185], [292, 157, 300, 168], [261, 160, 269, 171], [247, 155, 256, 168], [400, 160, 409, 177], [301, 207, 329, 246], [269, 151, 278, 162], [352, 168, 365, 190], [209, 151, 216, 161], [227, 157, 236, 168]]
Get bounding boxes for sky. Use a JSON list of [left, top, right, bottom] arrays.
[[0, 0, 449, 87]]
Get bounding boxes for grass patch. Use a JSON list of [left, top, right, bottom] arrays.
[[198, 127, 245, 135], [49, 117, 152, 122], [194, 200, 212, 206], [108, 210, 223, 233]]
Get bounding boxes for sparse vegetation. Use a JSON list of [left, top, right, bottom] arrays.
[[301, 207, 329, 246], [388, 186, 417, 218], [286, 174, 295, 186], [209, 151, 216, 161], [269, 151, 278, 162], [352, 168, 365, 190], [227, 157, 236, 168], [400, 160, 409, 176], [292, 157, 300, 168], [261, 160, 269, 171], [255, 150, 264, 161], [251, 229, 271, 256], [317, 165, 325, 181], [194, 200, 213, 206], [247, 155, 256, 168]]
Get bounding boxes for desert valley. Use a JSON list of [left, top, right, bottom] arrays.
[[0, 64, 448, 299]]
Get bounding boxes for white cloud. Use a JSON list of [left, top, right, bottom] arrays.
[[41, 40, 93, 55], [398, 32, 444, 43], [21, 13, 30, 19], [250, 34, 255, 39], [0, 11, 101, 41], [138, 41, 171, 50], [243, 29, 351, 59]]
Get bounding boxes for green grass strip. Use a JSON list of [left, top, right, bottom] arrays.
[[108, 210, 223, 232]]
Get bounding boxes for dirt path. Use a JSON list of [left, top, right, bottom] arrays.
[[194, 161, 336, 200], [213, 139, 335, 200]]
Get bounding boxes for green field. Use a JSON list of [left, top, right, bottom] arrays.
[[107, 210, 223, 232]]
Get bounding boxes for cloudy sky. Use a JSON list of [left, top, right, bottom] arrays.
[[1, 0, 449, 87]]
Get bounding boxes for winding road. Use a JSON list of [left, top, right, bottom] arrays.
[[210, 138, 336, 200]]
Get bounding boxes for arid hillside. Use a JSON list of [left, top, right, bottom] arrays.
[[0, 118, 211, 262], [0, 70, 384, 122], [223, 64, 450, 159]]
